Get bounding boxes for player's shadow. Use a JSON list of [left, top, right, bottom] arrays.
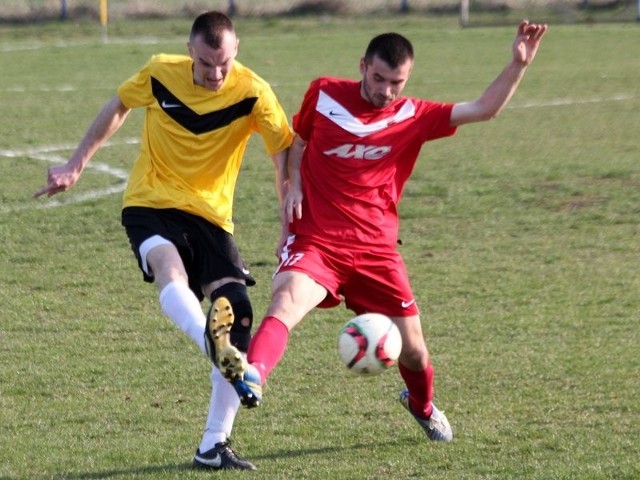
[[50, 463, 192, 479], [43, 440, 404, 479]]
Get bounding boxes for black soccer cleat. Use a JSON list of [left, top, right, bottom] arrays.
[[193, 441, 256, 470]]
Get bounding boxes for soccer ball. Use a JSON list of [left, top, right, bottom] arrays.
[[337, 313, 402, 376]]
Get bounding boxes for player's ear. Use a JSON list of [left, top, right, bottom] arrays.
[[359, 57, 366, 76]]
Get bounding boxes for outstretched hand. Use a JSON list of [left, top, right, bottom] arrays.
[[513, 20, 548, 66], [33, 163, 80, 198]]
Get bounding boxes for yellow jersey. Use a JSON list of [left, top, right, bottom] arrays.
[[117, 54, 293, 233]]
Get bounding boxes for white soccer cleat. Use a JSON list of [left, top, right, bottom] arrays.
[[399, 389, 453, 442]]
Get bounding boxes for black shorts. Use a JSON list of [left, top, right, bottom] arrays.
[[121, 207, 255, 301]]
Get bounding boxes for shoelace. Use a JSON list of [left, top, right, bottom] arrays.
[[220, 442, 240, 460], [428, 410, 448, 429]]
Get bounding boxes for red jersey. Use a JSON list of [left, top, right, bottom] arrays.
[[291, 77, 457, 248]]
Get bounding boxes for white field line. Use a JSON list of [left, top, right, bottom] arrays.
[[0, 137, 138, 214], [508, 93, 636, 109], [0, 37, 168, 53], [4, 85, 85, 93]]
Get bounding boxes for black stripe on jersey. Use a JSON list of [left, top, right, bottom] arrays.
[[151, 77, 258, 135]]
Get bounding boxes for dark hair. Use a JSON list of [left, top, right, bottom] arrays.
[[190, 11, 235, 48], [364, 33, 414, 68]]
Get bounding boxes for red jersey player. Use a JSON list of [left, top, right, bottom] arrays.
[[216, 20, 547, 444]]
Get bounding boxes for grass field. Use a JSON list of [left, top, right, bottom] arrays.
[[1, 13, 639, 480]]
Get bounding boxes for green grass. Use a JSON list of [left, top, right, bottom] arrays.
[[1, 15, 639, 480]]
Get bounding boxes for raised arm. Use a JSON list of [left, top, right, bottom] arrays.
[[34, 95, 131, 198], [450, 20, 547, 127]]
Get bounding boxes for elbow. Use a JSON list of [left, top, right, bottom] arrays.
[[455, 100, 504, 125], [481, 107, 504, 122]]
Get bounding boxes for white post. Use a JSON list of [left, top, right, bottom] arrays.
[[460, 0, 469, 27]]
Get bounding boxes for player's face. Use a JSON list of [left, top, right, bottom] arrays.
[[188, 30, 238, 91], [359, 55, 413, 108]]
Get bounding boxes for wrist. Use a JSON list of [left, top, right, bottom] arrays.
[[511, 58, 528, 69]]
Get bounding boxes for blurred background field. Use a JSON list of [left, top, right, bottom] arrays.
[[2, 0, 640, 25]]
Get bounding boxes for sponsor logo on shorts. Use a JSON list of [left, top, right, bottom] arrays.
[[401, 298, 416, 308]]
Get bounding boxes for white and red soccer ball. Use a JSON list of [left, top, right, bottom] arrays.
[[337, 313, 402, 375]]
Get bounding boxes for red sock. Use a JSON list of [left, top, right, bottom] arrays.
[[247, 316, 289, 383], [399, 362, 434, 419]]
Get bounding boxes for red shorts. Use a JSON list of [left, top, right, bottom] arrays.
[[275, 234, 419, 317]]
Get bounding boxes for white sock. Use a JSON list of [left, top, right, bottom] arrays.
[[159, 281, 206, 353], [199, 366, 241, 451]]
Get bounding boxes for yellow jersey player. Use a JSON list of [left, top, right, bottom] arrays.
[[35, 10, 293, 470]]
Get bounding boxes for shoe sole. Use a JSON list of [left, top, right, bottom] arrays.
[[208, 297, 247, 381], [193, 457, 256, 471]]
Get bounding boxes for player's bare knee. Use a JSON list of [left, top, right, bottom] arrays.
[[399, 343, 428, 369]]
